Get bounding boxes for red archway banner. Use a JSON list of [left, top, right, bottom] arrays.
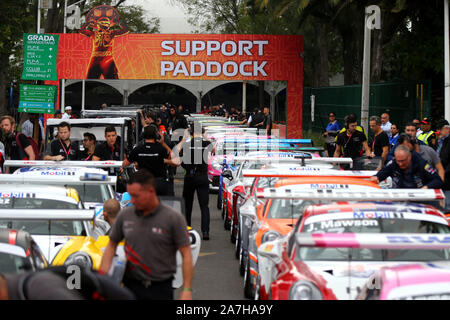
[[54, 33, 303, 138]]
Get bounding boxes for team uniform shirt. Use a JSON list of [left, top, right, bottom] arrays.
[[4, 132, 32, 160], [93, 141, 122, 160], [109, 204, 190, 282], [180, 137, 213, 175], [372, 131, 390, 157], [417, 131, 436, 148], [376, 151, 443, 189], [46, 139, 79, 160], [78, 149, 94, 161], [336, 130, 367, 159], [127, 142, 169, 178]]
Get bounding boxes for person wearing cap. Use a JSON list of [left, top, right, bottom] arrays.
[[417, 118, 436, 149], [438, 123, 450, 191], [54, 110, 62, 119], [62, 106, 72, 119]]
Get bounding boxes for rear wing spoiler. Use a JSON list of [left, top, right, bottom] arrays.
[[0, 209, 95, 221], [256, 188, 445, 201], [0, 174, 117, 185], [237, 157, 353, 165], [243, 168, 375, 178], [296, 233, 450, 250], [4, 160, 123, 169], [221, 139, 313, 144]]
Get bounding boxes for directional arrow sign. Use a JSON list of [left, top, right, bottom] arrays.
[[21, 33, 59, 80], [19, 84, 56, 114]]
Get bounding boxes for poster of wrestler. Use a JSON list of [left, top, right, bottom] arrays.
[[79, 5, 129, 79]]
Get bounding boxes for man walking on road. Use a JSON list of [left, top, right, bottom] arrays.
[[100, 170, 193, 300]]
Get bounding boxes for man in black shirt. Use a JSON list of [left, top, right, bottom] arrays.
[[44, 121, 79, 161], [334, 115, 371, 167], [122, 125, 178, 196], [0, 115, 35, 173], [250, 108, 265, 130], [369, 115, 390, 164], [167, 106, 188, 134], [177, 123, 215, 240], [93, 126, 122, 161], [263, 106, 273, 136]]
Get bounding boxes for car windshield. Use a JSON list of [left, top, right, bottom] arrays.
[[268, 199, 324, 219], [0, 252, 31, 274], [0, 220, 85, 236], [0, 198, 78, 209], [297, 218, 450, 262], [70, 184, 111, 204]]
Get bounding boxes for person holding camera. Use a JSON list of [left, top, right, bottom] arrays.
[[122, 125, 178, 196], [177, 123, 215, 240]]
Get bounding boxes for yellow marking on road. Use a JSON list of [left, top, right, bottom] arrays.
[[199, 252, 217, 257]]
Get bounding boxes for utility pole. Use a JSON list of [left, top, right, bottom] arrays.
[[445, 0, 450, 121], [361, 5, 381, 132]]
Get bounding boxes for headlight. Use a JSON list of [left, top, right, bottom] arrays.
[[261, 230, 281, 243], [64, 251, 93, 269], [289, 281, 323, 300]]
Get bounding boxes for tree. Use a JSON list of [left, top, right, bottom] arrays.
[[0, 0, 35, 116]]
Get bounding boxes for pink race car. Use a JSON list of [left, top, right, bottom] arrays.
[[357, 263, 450, 300]]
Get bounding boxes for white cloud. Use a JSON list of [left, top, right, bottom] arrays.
[[125, 0, 195, 33]]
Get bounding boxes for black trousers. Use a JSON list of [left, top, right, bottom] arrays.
[[123, 276, 173, 300], [155, 177, 171, 196], [183, 175, 210, 233]]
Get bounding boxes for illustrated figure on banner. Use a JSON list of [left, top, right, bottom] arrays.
[[79, 5, 129, 79]]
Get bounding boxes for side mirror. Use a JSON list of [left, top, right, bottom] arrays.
[[221, 169, 233, 180]]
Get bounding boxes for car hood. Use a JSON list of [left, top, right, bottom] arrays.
[[304, 260, 413, 300], [266, 219, 296, 235]]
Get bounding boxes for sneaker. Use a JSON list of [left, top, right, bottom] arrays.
[[202, 232, 210, 240]]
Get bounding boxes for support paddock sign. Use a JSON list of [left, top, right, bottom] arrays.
[[51, 33, 304, 138]]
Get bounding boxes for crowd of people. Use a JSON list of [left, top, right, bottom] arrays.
[[323, 111, 450, 190]]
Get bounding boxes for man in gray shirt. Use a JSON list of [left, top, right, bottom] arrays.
[[100, 169, 193, 300]]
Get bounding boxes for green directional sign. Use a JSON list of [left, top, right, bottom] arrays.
[[21, 33, 59, 80], [19, 84, 57, 114]]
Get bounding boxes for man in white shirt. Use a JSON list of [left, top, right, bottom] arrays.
[[62, 106, 72, 119], [380, 113, 392, 137]]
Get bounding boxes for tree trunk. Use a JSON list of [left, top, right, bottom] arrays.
[[0, 55, 8, 116], [314, 19, 330, 87]]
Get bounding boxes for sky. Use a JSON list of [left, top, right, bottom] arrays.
[[125, 0, 195, 34]]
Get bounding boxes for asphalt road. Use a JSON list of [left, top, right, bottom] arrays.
[[172, 175, 247, 300]]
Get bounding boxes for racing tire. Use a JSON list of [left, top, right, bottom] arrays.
[[235, 223, 241, 260], [230, 223, 236, 244], [239, 247, 245, 276], [243, 258, 255, 299], [217, 192, 222, 210]]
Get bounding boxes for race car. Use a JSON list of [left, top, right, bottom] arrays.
[[243, 174, 381, 299], [356, 263, 450, 300], [255, 188, 449, 300], [236, 165, 372, 277], [0, 228, 48, 274], [0, 164, 118, 213]]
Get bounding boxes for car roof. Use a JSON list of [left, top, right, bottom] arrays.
[[274, 177, 380, 188], [11, 166, 109, 182], [46, 118, 130, 126], [302, 202, 448, 226], [0, 184, 79, 204]]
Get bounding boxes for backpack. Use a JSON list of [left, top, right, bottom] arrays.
[[16, 133, 41, 160]]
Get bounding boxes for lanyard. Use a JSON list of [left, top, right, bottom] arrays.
[[59, 139, 72, 160], [84, 153, 93, 161]]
